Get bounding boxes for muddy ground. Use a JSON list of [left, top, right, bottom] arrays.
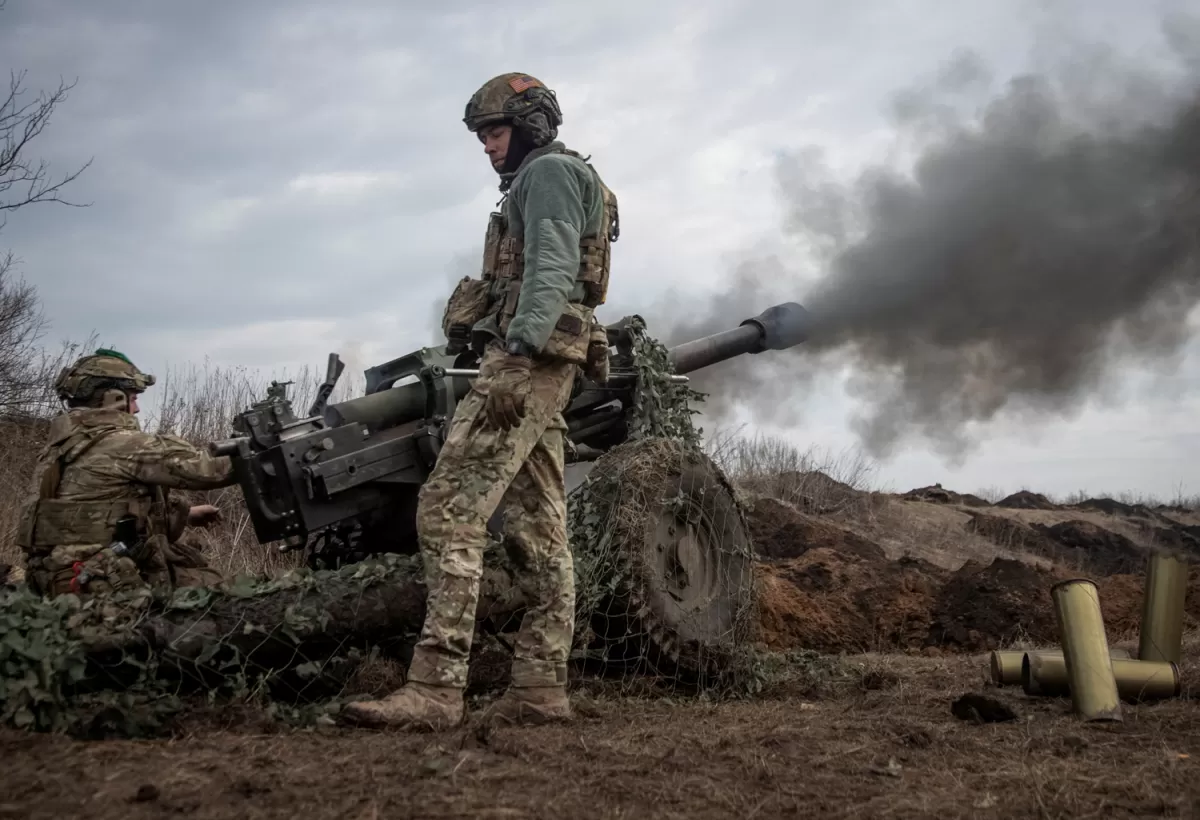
[[3, 484, 1200, 818], [3, 648, 1199, 819]]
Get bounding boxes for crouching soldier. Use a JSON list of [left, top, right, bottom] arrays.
[[16, 348, 236, 602]]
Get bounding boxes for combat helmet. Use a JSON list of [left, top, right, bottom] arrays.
[[463, 72, 562, 147], [55, 348, 155, 408]]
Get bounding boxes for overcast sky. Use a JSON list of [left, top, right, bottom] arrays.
[[2, 0, 1198, 500]]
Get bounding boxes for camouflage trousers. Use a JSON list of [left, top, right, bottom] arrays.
[[410, 345, 577, 690]]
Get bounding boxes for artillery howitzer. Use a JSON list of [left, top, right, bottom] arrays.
[[213, 303, 810, 676]]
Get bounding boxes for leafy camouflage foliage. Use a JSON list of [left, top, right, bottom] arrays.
[[0, 554, 432, 735], [623, 315, 705, 447], [0, 587, 88, 731]]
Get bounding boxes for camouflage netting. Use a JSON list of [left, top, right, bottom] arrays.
[[1, 555, 434, 735], [1, 321, 768, 735], [565, 317, 760, 689], [620, 314, 705, 447]]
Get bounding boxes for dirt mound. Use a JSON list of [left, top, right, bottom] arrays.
[[746, 497, 885, 562], [755, 549, 944, 653], [792, 470, 859, 507], [995, 490, 1057, 510], [928, 558, 1066, 650], [902, 484, 989, 507], [1139, 525, 1200, 559], [1071, 497, 1158, 519], [753, 511, 1200, 653], [1031, 520, 1144, 575], [965, 512, 1060, 555], [740, 470, 861, 514], [1097, 565, 1200, 638], [1093, 574, 1148, 637]]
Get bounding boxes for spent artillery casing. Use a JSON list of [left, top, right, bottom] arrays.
[[991, 647, 1131, 686], [1023, 654, 1179, 701], [1138, 551, 1189, 665], [1052, 579, 1122, 721]]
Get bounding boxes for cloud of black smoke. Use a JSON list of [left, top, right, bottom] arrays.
[[666, 23, 1200, 460]]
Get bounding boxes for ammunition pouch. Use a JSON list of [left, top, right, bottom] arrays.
[[17, 498, 139, 550], [584, 318, 611, 383], [441, 276, 494, 352], [577, 178, 618, 308]]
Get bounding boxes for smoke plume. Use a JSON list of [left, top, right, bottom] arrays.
[[669, 27, 1200, 460]]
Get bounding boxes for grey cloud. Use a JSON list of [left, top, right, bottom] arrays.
[[1, 0, 720, 362], [668, 19, 1200, 463]]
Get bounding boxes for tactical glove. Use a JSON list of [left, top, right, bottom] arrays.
[[584, 341, 610, 384], [485, 354, 533, 430], [584, 320, 610, 383]]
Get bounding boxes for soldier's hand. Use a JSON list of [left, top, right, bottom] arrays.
[[484, 354, 532, 431], [187, 504, 222, 528]]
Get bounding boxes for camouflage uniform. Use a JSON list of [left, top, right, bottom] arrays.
[[16, 350, 235, 602], [343, 73, 617, 730], [410, 345, 578, 691]]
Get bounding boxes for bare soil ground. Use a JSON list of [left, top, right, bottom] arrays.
[[3, 647, 1199, 820]]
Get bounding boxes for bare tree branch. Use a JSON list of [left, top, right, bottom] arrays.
[[0, 70, 93, 218], [0, 257, 71, 417], [0, 0, 92, 418]]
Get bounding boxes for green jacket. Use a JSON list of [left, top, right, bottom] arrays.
[[501, 142, 607, 351]]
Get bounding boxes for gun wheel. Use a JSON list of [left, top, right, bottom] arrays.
[[569, 437, 756, 684]]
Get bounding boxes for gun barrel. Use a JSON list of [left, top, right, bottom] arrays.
[[443, 368, 688, 383], [325, 380, 433, 430], [667, 301, 810, 375], [325, 302, 809, 434]]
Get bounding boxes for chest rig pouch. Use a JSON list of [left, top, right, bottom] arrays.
[[441, 151, 619, 368]]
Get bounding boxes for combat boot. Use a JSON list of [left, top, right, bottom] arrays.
[[481, 686, 572, 727], [340, 681, 464, 731]]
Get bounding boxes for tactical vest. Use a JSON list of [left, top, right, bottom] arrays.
[[15, 411, 168, 558], [441, 146, 618, 363]]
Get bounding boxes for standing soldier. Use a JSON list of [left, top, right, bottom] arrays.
[[16, 348, 235, 602], [343, 73, 618, 730]]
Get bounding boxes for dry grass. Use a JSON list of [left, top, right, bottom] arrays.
[[705, 428, 878, 517], [848, 497, 1057, 571], [3, 634, 1199, 818]]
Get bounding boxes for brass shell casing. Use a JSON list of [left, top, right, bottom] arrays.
[[1051, 579, 1122, 721], [1023, 653, 1180, 701], [1138, 551, 1189, 665], [990, 647, 1130, 686]]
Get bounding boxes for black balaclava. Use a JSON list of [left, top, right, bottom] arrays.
[[500, 124, 538, 175]]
